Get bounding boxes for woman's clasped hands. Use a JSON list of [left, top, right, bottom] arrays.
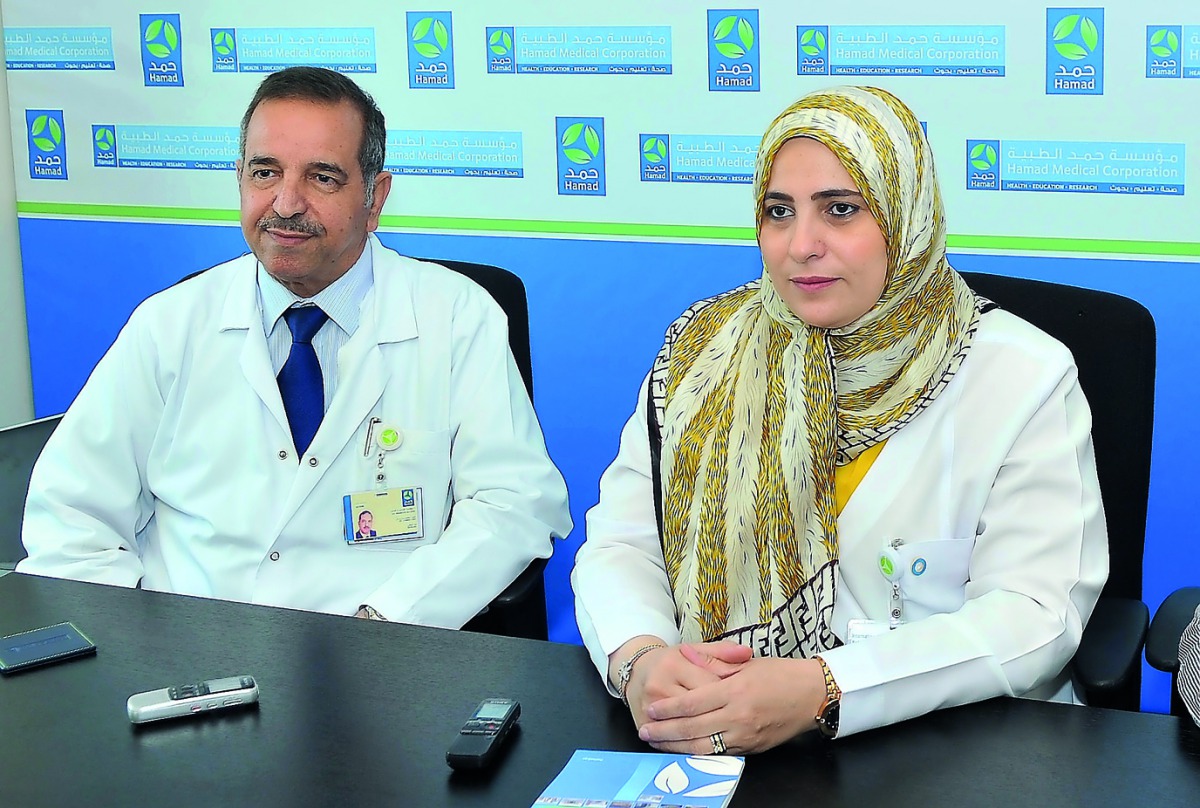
[[620, 640, 828, 755]]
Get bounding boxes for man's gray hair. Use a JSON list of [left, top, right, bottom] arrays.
[[239, 66, 386, 206]]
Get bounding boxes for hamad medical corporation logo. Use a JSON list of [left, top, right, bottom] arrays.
[[211, 28, 238, 72], [486, 27, 514, 72], [140, 13, 184, 86], [1046, 8, 1103, 94], [966, 139, 1000, 190], [407, 11, 455, 89], [1146, 26, 1184, 79], [797, 26, 830, 74], [708, 9, 759, 91], [93, 125, 117, 167], [555, 117, 606, 196], [27, 109, 67, 180], [641, 134, 671, 181]]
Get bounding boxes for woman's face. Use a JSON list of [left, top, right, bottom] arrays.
[[758, 137, 889, 329]]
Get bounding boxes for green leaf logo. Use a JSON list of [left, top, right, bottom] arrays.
[[879, 555, 894, 577], [712, 14, 754, 60], [412, 17, 449, 58], [30, 114, 62, 152], [144, 19, 178, 59], [1052, 14, 1079, 42], [489, 29, 512, 56], [642, 137, 667, 164], [1079, 17, 1099, 50], [713, 15, 737, 41], [561, 123, 600, 165], [738, 19, 755, 50], [213, 31, 234, 56], [800, 28, 826, 56], [94, 128, 115, 151], [1149, 28, 1179, 58], [1052, 14, 1098, 60], [561, 123, 583, 146], [1055, 42, 1087, 60], [969, 143, 997, 171]]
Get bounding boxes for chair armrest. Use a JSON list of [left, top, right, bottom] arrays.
[[489, 556, 548, 609], [1146, 587, 1200, 674], [462, 555, 549, 641], [1072, 596, 1149, 693]]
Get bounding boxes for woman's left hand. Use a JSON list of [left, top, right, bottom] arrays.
[[638, 656, 827, 755]]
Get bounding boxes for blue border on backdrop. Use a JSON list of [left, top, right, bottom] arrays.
[[19, 216, 1197, 713]]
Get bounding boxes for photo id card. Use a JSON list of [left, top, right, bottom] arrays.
[[344, 487, 424, 544]]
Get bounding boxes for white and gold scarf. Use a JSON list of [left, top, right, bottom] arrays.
[[652, 86, 983, 655]]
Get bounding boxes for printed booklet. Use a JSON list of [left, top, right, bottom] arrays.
[[532, 749, 745, 807]]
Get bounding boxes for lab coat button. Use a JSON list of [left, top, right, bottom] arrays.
[[308, 457, 319, 467], [278, 450, 288, 460], [269, 551, 280, 561]]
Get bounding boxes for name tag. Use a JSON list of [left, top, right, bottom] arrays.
[[343, 487, 424, 544], [846, 617, 891, 644]]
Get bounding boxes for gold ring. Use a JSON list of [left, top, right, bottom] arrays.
[[710, 731, 727, 755]]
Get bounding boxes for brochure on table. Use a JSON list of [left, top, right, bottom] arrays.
[[532, 749, 745, 807]]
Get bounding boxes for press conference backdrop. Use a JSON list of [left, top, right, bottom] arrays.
[[3, 1, 1198, 711]]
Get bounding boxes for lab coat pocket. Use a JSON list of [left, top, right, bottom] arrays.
[[896, 536, 976, 621], [368, 428, 452, 551]]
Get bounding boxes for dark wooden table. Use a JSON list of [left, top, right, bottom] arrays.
[[2, 573, 1199, 807]]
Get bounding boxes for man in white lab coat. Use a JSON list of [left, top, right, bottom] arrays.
[[17, 67, 571, 628]]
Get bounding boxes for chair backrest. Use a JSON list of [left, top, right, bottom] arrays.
[[422, 258, 547, 640], [426, 259, 534, 401], [960, 272, 1155, 603], [0, 415, 62, 569]]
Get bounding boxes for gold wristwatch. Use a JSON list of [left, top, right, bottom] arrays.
[[813, 655, 842, 738]]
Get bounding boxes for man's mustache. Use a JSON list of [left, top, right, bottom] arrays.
[[257, 215, 325, 236]]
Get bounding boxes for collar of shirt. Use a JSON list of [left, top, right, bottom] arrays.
[[257, 240, 375, 340]]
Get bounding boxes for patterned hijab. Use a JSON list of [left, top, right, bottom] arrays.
[[656, 86, 982, 653]]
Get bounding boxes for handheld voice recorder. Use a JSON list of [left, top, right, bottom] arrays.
[[127, 675, 259, 724], [446, 697, 521, 770]]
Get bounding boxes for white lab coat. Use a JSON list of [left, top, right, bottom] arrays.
[[19, 237, 572, 627], [572, 308, 1107, 737]]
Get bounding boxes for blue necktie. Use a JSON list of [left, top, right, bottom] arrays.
[[277, 306, 329, 456]]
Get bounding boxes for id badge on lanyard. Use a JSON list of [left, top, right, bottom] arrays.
[[846, 538, 911, 644], [342, 418, 425, 544]]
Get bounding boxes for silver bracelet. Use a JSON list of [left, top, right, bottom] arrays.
[[616, 643, 666, 705]]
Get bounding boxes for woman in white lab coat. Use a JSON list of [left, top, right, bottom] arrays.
[[571, 86, 1107, 753]]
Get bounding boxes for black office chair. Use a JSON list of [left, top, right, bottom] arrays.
[[430, 258, 550, 642], [1146, 587, 1200, 717], [962, 272, 1155, 712], [0, 415, 62, 571]]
